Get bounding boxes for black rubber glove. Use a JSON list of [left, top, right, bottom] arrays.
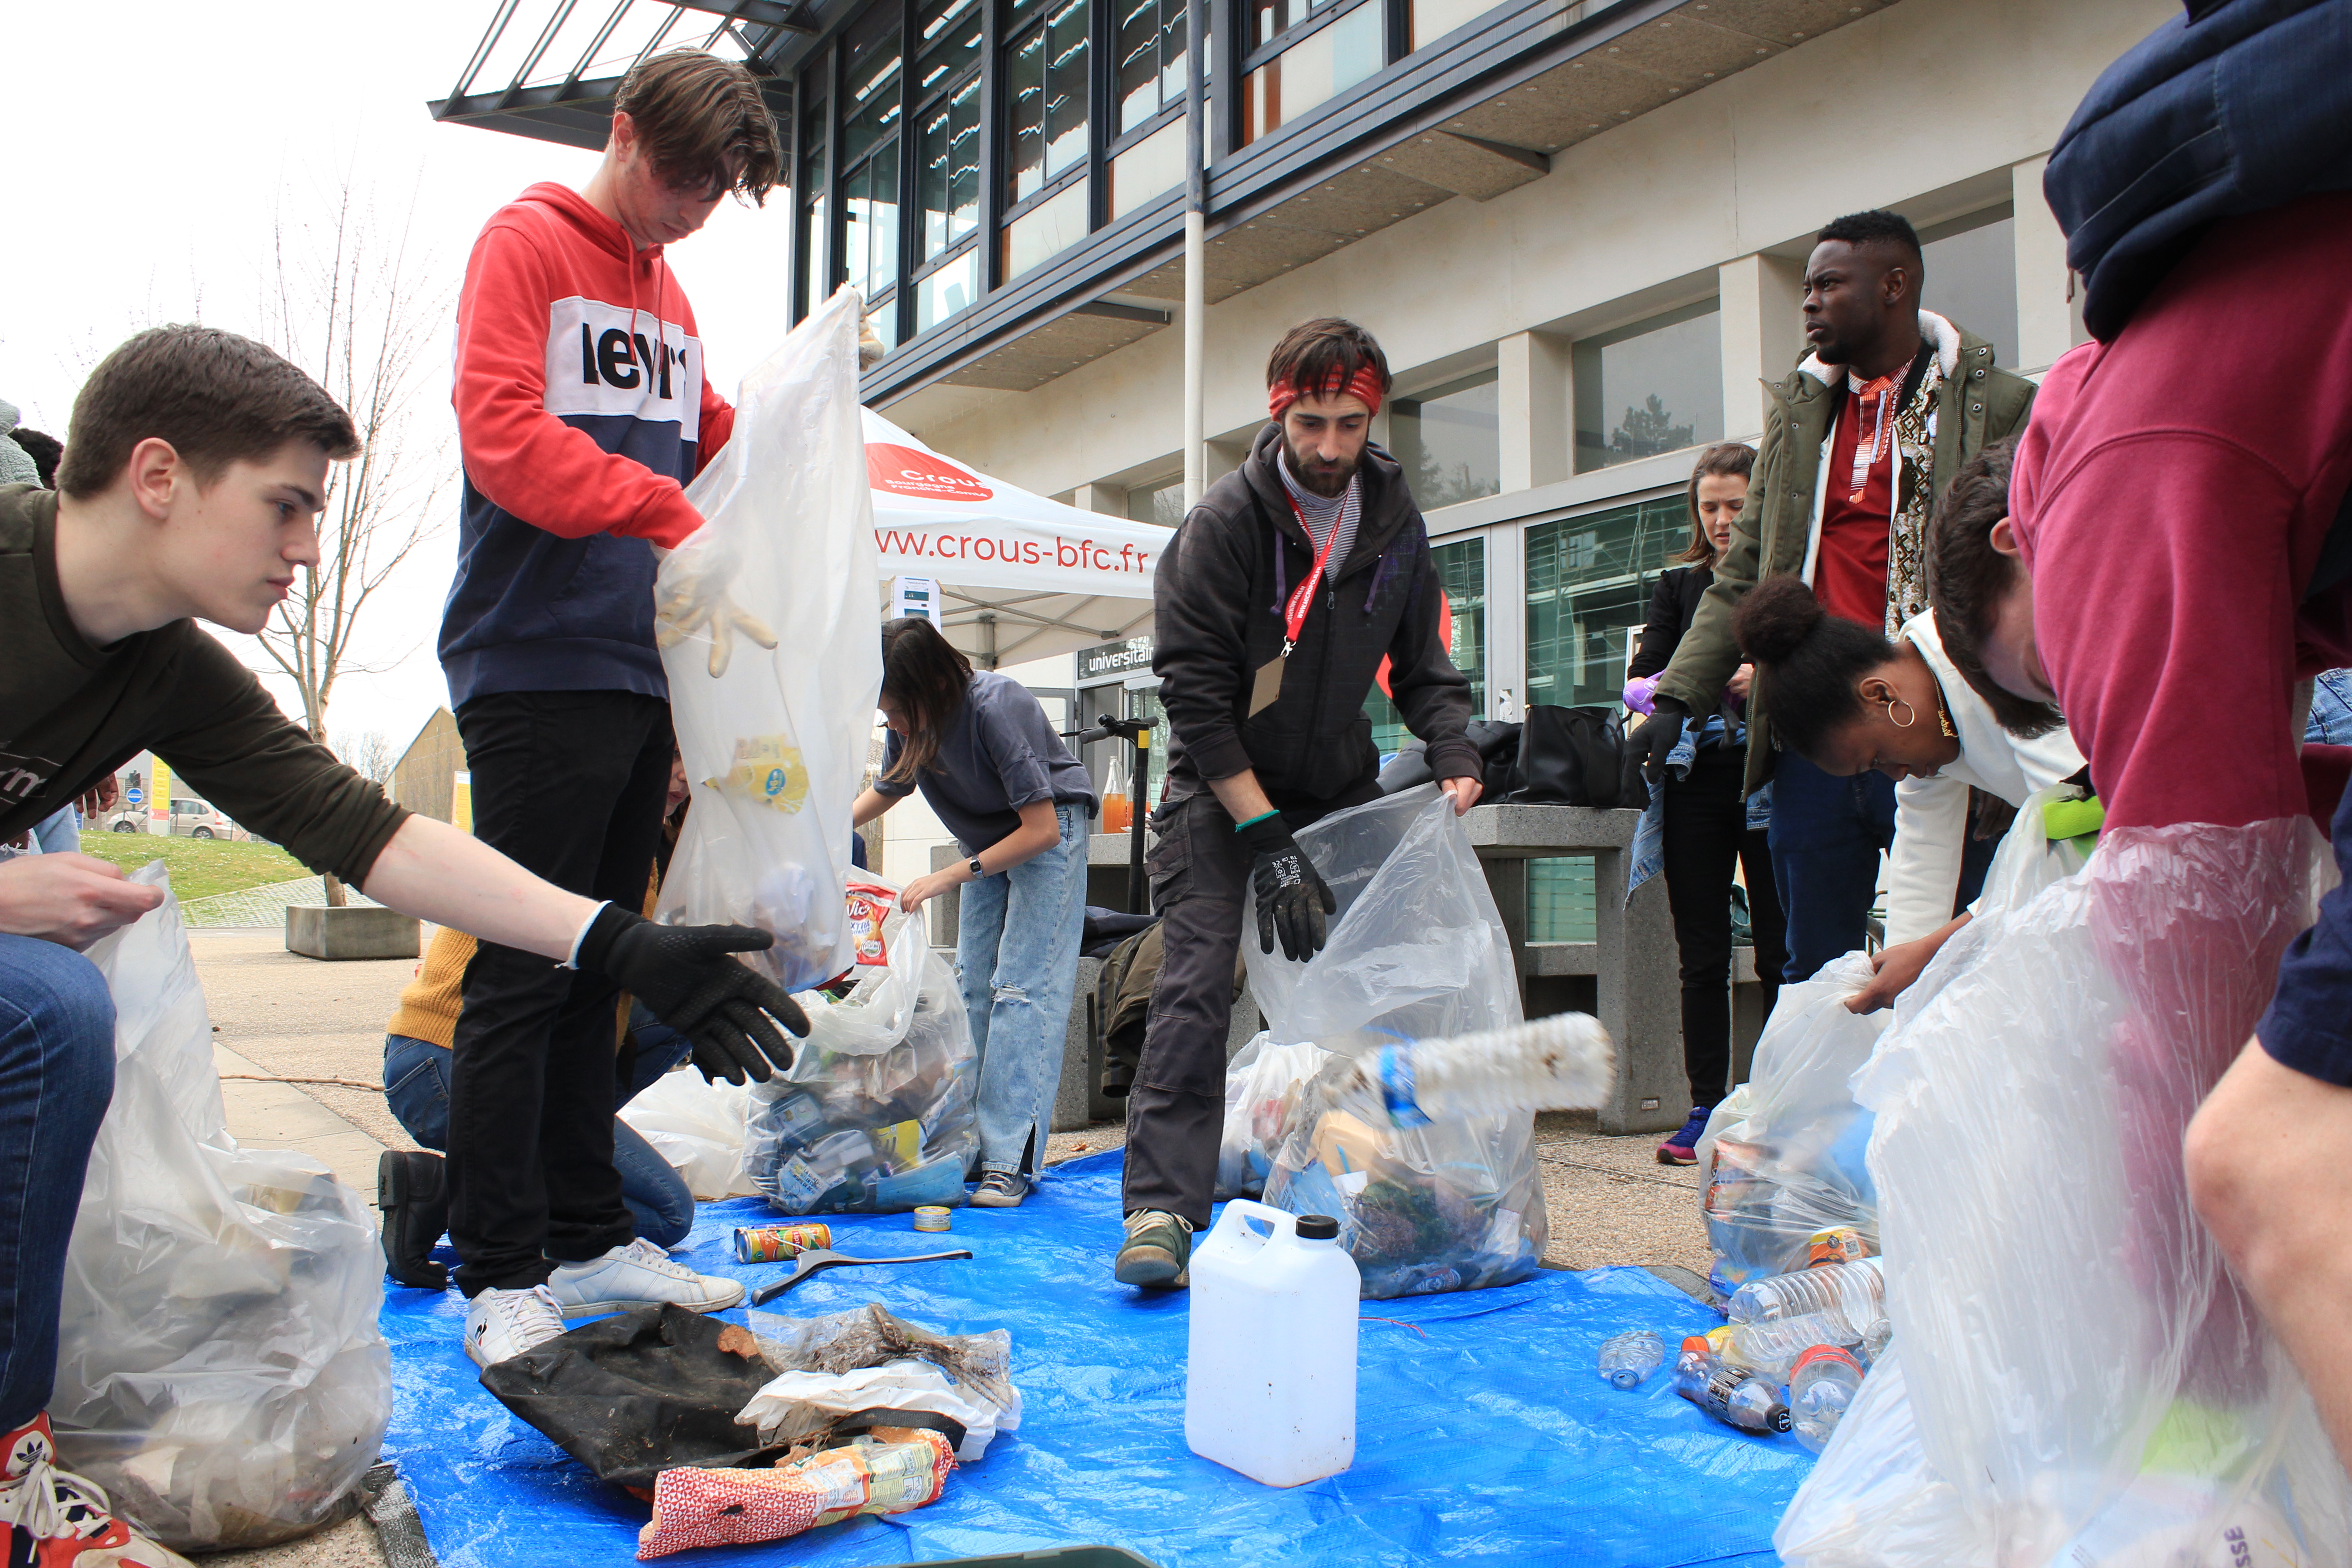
[[1236, 813, 1337, 963], [1636, 696, 1690, 808], [577, 906, 809, 1085]]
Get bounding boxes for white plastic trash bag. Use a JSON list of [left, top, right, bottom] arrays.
[[737, 1305, 1019, 1461], [655, 285, 880, 990], [1694, 951, 1888, 1301], [1777, 803, 2352, 1564], [744, 894, 979, 1213], [1215, 1032, 1330, 1200], [1252, 787, 1548, 1297], [619, 1069, 760, 1200], [52, 866, 390, 1551]]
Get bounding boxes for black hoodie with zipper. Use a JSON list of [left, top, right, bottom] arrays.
[[1152, 423, 1479, 806]]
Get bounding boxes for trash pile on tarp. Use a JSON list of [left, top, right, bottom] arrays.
[[742, 889, 979, 1214], [1778, 789, 2352, 1563], [54, 866, 389, 1551], [381, 1155, 1816, 1568], [1694, 951, 1888, 1301], [1246, 786, 1548, 1298], [656, 285, 879, 990], [480, 1300, 1006, 1557], [1214, 1033, 1327, 1200]]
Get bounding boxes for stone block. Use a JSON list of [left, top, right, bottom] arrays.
[[284, 904, 420, 961]]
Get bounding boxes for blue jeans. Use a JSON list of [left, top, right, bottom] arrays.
[[0, 936, 117, 1429], [1766, 750, 1897, 985], [956, 804, 1091, 1176], [383, 1006, 696, 1249]]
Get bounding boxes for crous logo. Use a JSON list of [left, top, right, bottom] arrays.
[[866, 443, 993, 502]]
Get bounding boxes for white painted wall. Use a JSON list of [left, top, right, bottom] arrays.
[[886, 0, 2166, 494]]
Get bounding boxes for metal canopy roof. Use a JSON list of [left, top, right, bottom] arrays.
[[429, 0, 811, 150]]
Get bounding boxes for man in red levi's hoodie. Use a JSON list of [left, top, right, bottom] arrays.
[[435, 49, 787, 1370]]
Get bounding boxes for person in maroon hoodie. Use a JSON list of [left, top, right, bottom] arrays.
[[437, 49, 788, 1369]]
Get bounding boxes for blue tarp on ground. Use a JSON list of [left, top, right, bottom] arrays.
[[382, 1151, 1811, 1568]]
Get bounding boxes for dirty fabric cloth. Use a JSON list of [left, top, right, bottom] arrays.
[[382, 1152, 1805, 1568]]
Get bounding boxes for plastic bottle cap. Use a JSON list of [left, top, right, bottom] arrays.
[[1294, 1214, 1340, 1241], [1681, 1336, 1711, 1353]]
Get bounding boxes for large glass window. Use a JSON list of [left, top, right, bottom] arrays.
[[1006, 0, 1091, 206], [1920, 207, 2019, 370], [1389, 370, 1500, 509], [838, 22, 902, 328], [1115, 0, 1190, 131], [1524, 494, 1685, 709], [917, 77, 983, 261], [1108, 116, 1186, 219], [1250, 0, 1352, 49], [1126, 475, 1186, 528], [1240, 1, 1381, 146], [1003, 177, 1091, 279], [796, 78, 829, 323], [1572, 301, 1723, 474], [1363, 535, 1485, 755], [1410, 0, 1498, 49]]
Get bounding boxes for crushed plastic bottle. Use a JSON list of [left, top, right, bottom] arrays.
[[1725, 1256, 1885, 1328], [1787, 1344, 1865, 1454], [1860, 1314, 1891, 1365], [1723, 1309, 1860, 1383], [1362, 1014, 1615, 1126], [1597, 1329, 1666, 1390]]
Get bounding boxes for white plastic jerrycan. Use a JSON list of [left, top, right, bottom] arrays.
[[1185, 1200, 1359, 1487]]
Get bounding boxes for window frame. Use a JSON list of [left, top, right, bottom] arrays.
[[908, 0, 988, 317], [999, 0, 1095, 230], [1569, 296, 1724, 476]]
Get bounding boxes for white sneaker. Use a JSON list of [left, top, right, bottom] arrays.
[[543, 1238, 745, 1319], [464, 1284, 568, 1369]]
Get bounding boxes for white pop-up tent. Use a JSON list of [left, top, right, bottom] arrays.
[[863, 408, 1171, 666]]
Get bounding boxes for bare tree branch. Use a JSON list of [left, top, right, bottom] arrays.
[[252, 176, 454, 903]]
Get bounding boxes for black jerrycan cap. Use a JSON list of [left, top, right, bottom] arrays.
[[1294, 1214, 1340, 1241]]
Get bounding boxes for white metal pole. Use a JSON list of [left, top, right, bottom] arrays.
[[1182, 0, 1207, 509]]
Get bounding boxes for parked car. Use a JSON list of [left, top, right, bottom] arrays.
[[166, 798, 234, 839]]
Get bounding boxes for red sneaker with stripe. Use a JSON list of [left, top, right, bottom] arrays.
[[0, 1413, 191, 1568]]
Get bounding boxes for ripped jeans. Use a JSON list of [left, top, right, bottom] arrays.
[[955, 803, 1091, 1176]]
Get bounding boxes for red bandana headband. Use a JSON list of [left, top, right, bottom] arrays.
[[1268, 363, 1386, 421]]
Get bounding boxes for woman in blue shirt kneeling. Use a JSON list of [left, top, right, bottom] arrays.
[[853, 617, 1098, 1208]]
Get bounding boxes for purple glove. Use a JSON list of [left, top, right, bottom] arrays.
[[1622, 674, 1659, 716]]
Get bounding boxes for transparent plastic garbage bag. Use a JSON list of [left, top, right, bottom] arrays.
[[744, 895, 979, 1213], [655, 286, 880, 990], [1693, 952, 1889, 1300], [1215, 1032, 1329, 1201], [619, 1070, 760, 1201], [52, 866, 390, 1551], [1251, 787, 1548, 1297], [1778, 794, 2352, 1564]]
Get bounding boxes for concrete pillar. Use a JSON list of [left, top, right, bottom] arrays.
[[1073, 481, 1128, 515], [1719, 253, 1805, 441], [1497, 329, 1572, 492], [1484, 521, 1527, 721], [2011, 154, 2085, 374]]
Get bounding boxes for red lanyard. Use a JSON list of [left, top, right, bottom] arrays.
[[1280, 497, 1345, 658]]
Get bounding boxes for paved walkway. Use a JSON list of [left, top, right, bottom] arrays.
[[183, 877, 380, 929]]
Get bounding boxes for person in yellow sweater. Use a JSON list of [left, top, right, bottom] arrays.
[[376, 760, 696, 1290]]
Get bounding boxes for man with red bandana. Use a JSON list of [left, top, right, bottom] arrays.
[[1112, 318, 1483, 1289]]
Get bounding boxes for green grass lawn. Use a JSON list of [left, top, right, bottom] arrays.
[[75, 834, 311, 901]]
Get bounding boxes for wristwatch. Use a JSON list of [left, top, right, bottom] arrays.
[[967, 855, 985, 879]]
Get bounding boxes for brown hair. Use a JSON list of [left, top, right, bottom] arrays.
[[1265, 318, 1391, 404], [57, 325, 359, 500], [879, 616, 975, 784], [615, 49, 784, 205], [1925, 439, 2066, 738], [1677, 441, 1755, 567]]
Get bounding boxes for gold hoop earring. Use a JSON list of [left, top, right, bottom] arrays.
[[1884, 696, 1917, 729]]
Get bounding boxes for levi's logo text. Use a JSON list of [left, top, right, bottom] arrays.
[[539, 296, 703, 441], [866, 442, 995, 502]]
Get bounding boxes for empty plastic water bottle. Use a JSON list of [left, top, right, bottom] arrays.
[[1597, 1329, 1666, 1390], [1722, 1309, 1858, 1383], [1725, 1257, 1886, 1328], [1788, 1344, 1866, 1453], [1362, 1014, 1615, 1126], [1672, 1336, 1715, 1401], [1861, 1315, 1891, 1365]]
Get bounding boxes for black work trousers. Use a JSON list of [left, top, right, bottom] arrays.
[[446, 689, 675, 1296], [1122, 781, 1374, 1228], [1661, 745, 1787, 1111]]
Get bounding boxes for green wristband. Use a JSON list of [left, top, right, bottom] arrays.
[[1233, 808, 1281, 833]]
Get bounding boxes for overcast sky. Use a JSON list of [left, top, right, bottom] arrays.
[[2, 1, 794, 758]]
